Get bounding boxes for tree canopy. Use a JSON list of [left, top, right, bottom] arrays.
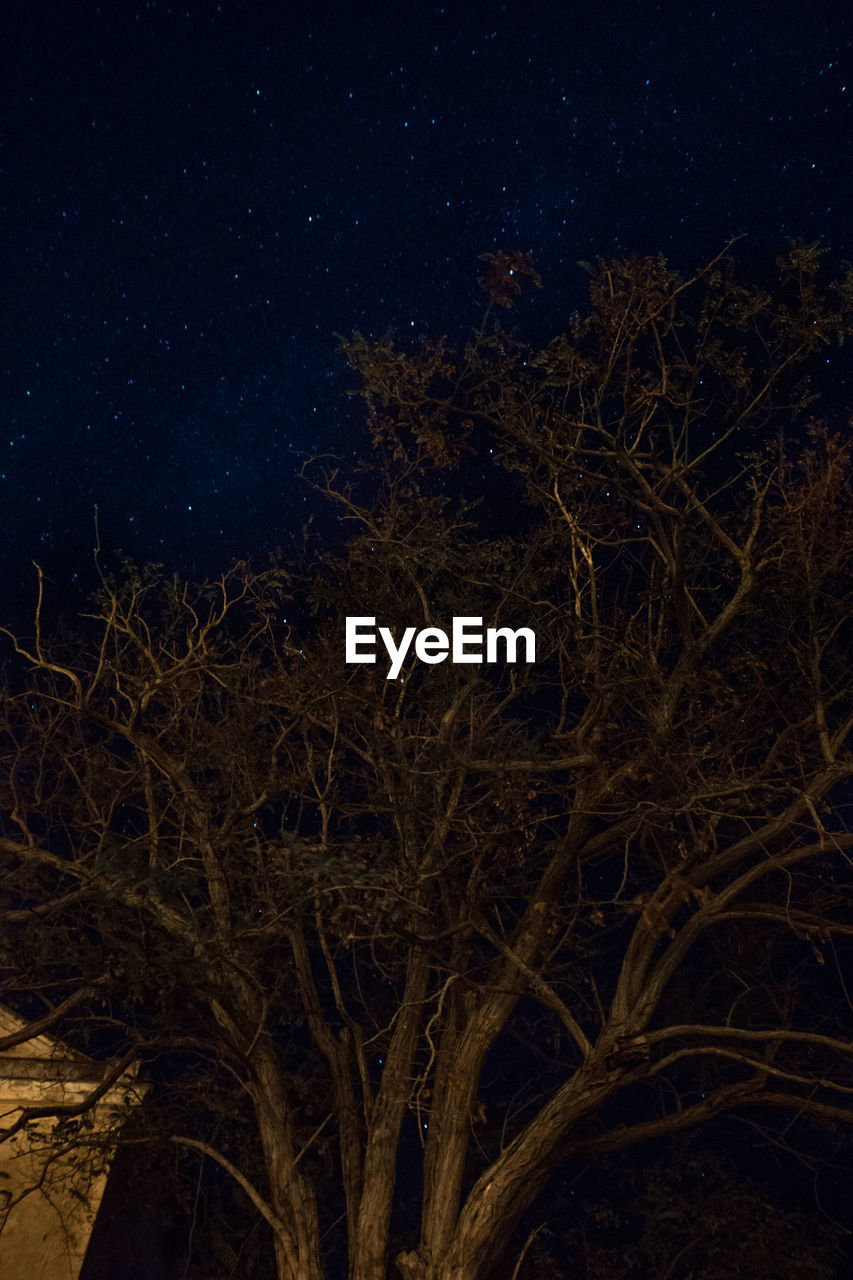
[[2, 243, 853, 1279]]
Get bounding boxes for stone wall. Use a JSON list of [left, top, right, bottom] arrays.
[[0, 1006, 145, 1280]]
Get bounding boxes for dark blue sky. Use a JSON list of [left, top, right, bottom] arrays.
[[4, 0, 853, 616]]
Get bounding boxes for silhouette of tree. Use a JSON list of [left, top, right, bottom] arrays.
[[2, 243, 853, 1279]]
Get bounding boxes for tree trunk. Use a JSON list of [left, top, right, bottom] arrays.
[[249, 1038, 324, 1280]]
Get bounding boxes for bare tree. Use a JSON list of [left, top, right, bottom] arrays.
[[2, 243, 853, 1280]]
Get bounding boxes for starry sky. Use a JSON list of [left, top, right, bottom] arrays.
[[4, 0, 853, 621]]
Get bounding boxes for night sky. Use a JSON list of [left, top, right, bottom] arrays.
[[4, 1, 853, 620]]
